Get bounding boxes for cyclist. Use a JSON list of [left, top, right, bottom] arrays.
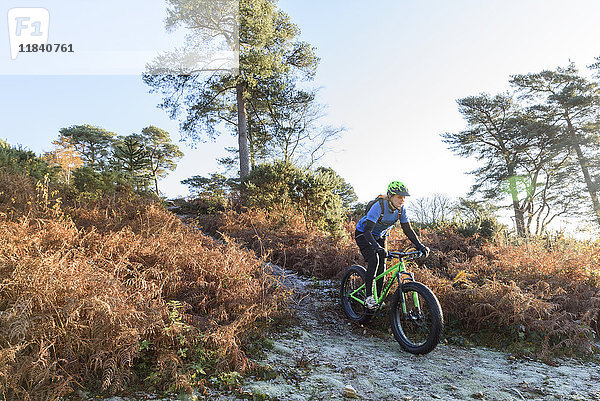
[[355, 181, 430, 310]]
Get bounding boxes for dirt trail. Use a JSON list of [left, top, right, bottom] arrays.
[[100, 266, 600, 401], [213, 266, 600, 401]]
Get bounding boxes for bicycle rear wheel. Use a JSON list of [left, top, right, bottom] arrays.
[[340, 265, 372, 324], [389, 281, 443, 354]]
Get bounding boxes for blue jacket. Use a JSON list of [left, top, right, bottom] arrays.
[[356, 198, 409, 238]]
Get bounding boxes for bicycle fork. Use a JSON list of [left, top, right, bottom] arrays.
[[397, 271, 421, 316]]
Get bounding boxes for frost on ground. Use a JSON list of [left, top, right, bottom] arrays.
[[99, 266, 600, 401], [219, 266, 600, 401]]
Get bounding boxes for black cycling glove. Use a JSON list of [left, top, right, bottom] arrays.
[[417, 245, 430, 258]]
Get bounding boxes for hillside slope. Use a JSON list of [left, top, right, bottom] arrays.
[[220, 268, 600, 401]]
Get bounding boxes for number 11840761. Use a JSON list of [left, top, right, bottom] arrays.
[[18, 44, 74, 53]]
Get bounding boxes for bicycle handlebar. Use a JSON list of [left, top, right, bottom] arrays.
[[387, 250, 424, 260]]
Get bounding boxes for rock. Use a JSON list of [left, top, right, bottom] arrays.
[[176, 394, 198, 401], [471, 391, 485, 399], [343, 384, 358, 398]]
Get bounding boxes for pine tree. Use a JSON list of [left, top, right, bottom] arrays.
[[511, 64, 600, 227], [59, 125, 115, 170], [144, 0, 319, 179], [140, 126, 184, 195]]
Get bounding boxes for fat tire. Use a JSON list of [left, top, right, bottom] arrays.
[[389, 281, 443, 354], [340, 265, 372, 325]]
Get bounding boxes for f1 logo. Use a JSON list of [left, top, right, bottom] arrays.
[[7, 8, 50, 60]]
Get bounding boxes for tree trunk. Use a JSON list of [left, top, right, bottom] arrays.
[[507, 171, 526, 237], [236, 83, 250, 179], [512, 199, 526, 237], [565, 115, 600, 226]]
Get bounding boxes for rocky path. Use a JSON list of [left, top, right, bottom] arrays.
[[100, 266, 600, 401], [213, 266, 600, 401]]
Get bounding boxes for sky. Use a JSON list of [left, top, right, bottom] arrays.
[[2, 0, 600, 232]]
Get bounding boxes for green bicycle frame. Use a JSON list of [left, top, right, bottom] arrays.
[[349, 258, 420, 313]]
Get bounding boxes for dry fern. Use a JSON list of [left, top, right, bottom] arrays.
[[0, 175, 284, 399]]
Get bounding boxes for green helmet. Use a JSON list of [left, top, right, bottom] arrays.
[[387, 181, 410, 196]]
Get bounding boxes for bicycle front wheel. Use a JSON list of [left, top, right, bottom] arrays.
[[340, 265, 372, 325], [389, 281, 443, 354]]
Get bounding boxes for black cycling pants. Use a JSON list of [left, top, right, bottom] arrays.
[[354, 230, 386, 298]]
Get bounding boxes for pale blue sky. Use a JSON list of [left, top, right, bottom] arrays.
[[2, 0, 600, 228]]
